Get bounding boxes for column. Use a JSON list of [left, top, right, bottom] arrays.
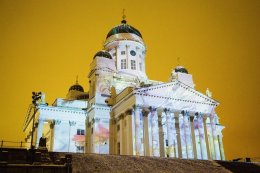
[[184, 111, 193, 159], [165, 109, 175, 158], [203, 116, 211, 159], [135, 106, 144, 156], [162, 111, 167, 157], [158, 109, 165, 157], [197, 114, 208, 160], [211, 115, 221, 160], [171, 112, 178, 158], [49, 121, 54, 151], [179, 113, 188, 158], [207, 118, 215, 160], [119, 114, 124, 155], [150, 107, 160, 156], [193, 115, 202, 159], [131, 108, 136, 155], [36, 119, 44, 148], [125, 110, 133, 155], [52, 119, 61, 151], [174, 112, 182, 158], [148, 111, 153, 156], [109, 117, 116, 155], [218, 135, 225, 160], [68, 121, 76, 152], [190, 115, 197, 159], [143, 110, 150, 156]]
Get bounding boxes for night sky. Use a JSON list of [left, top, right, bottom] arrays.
[[0, 0, 259, 160]]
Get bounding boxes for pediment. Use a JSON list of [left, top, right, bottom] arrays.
[[134, 80, 218, 114]]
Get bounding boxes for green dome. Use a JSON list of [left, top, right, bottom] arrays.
[[175, 66, 189, 74], [69, 84, 84, 92], [106, 20, 142, 39], [93, 50, 112, 59]]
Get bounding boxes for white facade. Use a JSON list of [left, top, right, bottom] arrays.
[[23, 18, 225, 160], [23, 88, 87, 153]]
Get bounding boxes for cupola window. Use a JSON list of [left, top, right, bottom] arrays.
[[131, 60, 136, 70], [77, 129, 85, 135], [130, 50, 136, 56], [121, 59, 126, 69]]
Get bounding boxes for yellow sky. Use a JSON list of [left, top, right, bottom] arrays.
[[0, 0, 259, 160]]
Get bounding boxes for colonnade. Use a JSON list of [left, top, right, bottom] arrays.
[[111, 105, 225, 160], [26, 119, 85, 153], [34, 119, 60, 150]]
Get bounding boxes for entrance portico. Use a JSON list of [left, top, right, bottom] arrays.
[[110, 81, 225, 160]]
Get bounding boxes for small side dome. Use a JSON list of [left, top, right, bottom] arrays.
[[69, 84, 84, 92], [69, 77, 84, 92], [175, 66, 189, 74], [93, 50, 112, 59]]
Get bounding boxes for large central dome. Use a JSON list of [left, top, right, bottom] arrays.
[[106, 20, 142, 39]]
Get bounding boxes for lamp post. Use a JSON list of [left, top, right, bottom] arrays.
[[30, 92, 42, 149]]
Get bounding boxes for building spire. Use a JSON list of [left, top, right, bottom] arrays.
[[121, 9, 127, 24], [76, 75, 78, 84], [177, 57, 181, 66]]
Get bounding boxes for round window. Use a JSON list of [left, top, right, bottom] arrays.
[[130, 50, 136, 56]]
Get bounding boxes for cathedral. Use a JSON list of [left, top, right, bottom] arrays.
[[23, 17, 225, 160]]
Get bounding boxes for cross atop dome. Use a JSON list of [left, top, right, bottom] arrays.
[[121, 9, 127, 24], [69, 76, 84, 92], [76, 75, 78, 84], [177, 57, 181, 66]]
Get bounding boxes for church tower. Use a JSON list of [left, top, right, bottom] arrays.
[[104, 14, 147, 82], [85, 14, 148, 154], [86, 50, 116, 154]]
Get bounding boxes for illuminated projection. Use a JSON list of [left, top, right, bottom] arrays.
[[23, 16, 225, 160]]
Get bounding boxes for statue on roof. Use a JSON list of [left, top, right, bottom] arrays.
[[206, 88, 212, 97]]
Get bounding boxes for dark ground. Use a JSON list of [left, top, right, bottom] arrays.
[[71, 153, 260, 173], [1, 148, 260, 173]]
